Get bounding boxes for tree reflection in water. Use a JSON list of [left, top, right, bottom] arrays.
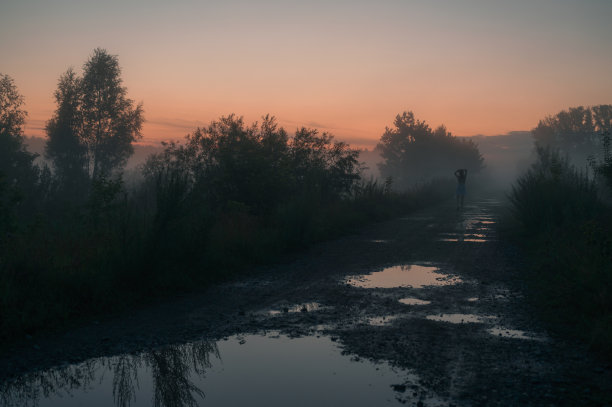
[[0, 340, 220, 407]]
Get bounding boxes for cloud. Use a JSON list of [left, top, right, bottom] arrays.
[[147, 118, 206, 132]]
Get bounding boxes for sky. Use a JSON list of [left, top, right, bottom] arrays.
[[2, 0, 611, 148]]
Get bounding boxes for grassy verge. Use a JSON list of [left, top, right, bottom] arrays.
[[508, 146, 612, 359], [0, 177, 453, 343]]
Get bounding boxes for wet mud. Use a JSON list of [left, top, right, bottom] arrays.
[[2, 193, 612, 406]]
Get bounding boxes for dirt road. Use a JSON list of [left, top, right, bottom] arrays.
[[2, 193, 611, 406]]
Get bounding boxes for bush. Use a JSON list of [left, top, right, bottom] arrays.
[[509, 145, 600, 234], [509, 144, 612, 358]]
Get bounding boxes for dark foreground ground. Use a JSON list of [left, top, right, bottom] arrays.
[[1, 192, 611, 406]]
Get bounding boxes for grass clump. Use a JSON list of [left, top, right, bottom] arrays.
[[509, 145, 612, 358]]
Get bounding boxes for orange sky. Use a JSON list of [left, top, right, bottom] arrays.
[[2, 0, 611, 149]]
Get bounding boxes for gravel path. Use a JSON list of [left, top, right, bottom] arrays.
[[1, 192, 611, 406]]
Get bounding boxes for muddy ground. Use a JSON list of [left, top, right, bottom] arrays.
[[1, 193, 611, 406]]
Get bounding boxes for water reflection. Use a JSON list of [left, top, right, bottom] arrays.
[[398, 298, 431, 306], [0, 341, 218, 407], [367, 315, 400, 326], [1, 334, 411, 407], [267, 302, 325, 315], [345, 264, 461, 289], [426, 314, 497, 324], [487, 327, 546, 341]]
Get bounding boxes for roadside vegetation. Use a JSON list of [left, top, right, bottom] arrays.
[[0, 51, 459, 341], [509, 106, 612, 358]]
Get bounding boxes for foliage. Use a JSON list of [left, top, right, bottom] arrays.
[[0, 73, 40, 237], [0, 107, 456, 341], [532, 105, 612, 164], [46, 48, 144, 187], [509, 142, 612, 358], [44, 69, 88, 194], [588, 131, 612, 193], [376, 111, 483, 189], [509, 145, 600, 233], [143, 115, 361, 215]]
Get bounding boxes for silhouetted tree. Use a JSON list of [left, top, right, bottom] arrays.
[[0, 73, 39, 234], [532, 105, 612, 164], [376, 111, 483, 189], [45, 68, 88, 193], [588, 130, 612, 193], [144, 115, 361, 215], [46, 48, 144, 184]]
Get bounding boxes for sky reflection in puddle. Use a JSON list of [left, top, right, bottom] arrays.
[[438, 238, 488, 243], [399, 298, 431, 306], [1, 333, 413, 407], [367, 315, 401, 326], [345, 265, 461, 289], [426, 313, 496, 324], [267, 302, 325, 315], [487, 327, 545, 341]]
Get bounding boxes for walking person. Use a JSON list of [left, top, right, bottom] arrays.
[[454, 169, 467, 209]]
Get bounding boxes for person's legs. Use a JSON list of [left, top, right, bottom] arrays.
[[456, 184, 465, 209]]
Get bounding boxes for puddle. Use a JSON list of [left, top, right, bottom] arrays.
[[439, 233, 487, 238], [367, 315, 401, 326], [267, 302, 325, 315], [438, 238, 488, 243], [1, 333, 417, 407], [487, 327, 545, 341], [399, 298, 431, 306], [426, 314, 496, 324], [345, 264, 462, 289]]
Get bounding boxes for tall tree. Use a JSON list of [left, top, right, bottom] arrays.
[[0, 74, 37, 182], [45, 68, 88, 191], [0, 73, 39, 234], [377, 111, 483, 189], [46, 48, 144, 184]]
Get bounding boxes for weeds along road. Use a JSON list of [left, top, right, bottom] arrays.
[[2, 191, 612, 406]]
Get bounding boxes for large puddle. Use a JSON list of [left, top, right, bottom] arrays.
[[345, 264, 461, 289], [1, 334, 417, 407]]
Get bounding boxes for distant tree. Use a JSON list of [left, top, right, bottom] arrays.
[[532, 105, 612, 164], [0, 73, 39, 234], [46, 48, 144, 184], [376, 111, 483, 189]]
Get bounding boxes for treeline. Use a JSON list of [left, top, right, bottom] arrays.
[[0, 50, 459, 340], [509, 105, 612, 358]]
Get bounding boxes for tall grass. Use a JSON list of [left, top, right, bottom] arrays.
[[509, 145, 612, 358]]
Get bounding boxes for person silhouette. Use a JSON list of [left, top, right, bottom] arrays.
[[454, 169, 467, 209]]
